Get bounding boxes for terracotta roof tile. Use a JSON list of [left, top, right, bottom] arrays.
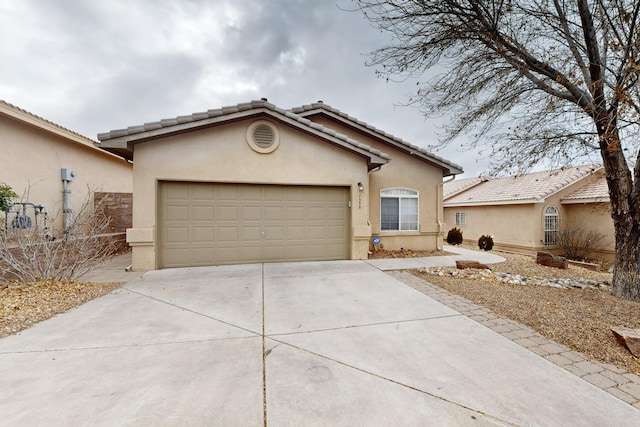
[[289, 102, 463, 176], [562, 174, 609, 203], [97, 100, 393, 164], [444, 164, 602, 206], [443, 176, 488, 199]]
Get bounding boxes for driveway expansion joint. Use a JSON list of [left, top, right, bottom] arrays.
[[264, 314, 463, 338]]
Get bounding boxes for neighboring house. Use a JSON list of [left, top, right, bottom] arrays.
[[0, 100, 133, 237], [98, 99, 463, 270], [443, 164, 615, 260]]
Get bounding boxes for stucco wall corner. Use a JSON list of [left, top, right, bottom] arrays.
[[352, 224, 372, 239], [126, 227, 155, 245]]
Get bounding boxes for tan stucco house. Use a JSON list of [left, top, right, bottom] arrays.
[[443, 164, 615, 260], [98, 100, 463, 270], [1, 100, 132, 237]]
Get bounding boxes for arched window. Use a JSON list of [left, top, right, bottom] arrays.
[[544, 206, 559, 246], [380, 188, 418, 231]]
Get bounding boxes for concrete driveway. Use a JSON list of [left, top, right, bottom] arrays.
[[1, 260, 638, 426]]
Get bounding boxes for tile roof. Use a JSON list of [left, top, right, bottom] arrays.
[[290, 102, 463, 176], [0, 100, 127, 162], [444, 164, 603, 206], [561, 174, 610, 203], [97, 99, 391, 168], [443, 176, 488, 199]]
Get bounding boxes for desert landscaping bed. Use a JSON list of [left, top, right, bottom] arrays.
[[0, 280, 122, 338], [412, 250, 640, 376]]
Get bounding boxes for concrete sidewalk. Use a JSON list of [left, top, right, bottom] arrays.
[[365, 245, 506, 270], [1, 259, 638, 425]]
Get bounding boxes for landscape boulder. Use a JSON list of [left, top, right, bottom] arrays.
[[536, 252, 568, 269], [611, 326, 640, 357], [456, 260, 490, 270]]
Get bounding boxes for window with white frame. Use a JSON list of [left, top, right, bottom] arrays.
[[544, 206, 559, 246], [380, 188, 419, 231], [455, 212, 467, 227]]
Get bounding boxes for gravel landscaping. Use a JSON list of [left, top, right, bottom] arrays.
[[413, 250, 640, 376], [0, 280, 121, 338]]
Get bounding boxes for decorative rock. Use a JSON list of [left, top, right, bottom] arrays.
[[611, 326, 640, 357], [419, 267, 609, 290], [456, 260, 490, 270], [536, 252, 568, 269]]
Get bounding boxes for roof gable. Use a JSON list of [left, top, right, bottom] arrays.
[[561, 172, 610, 204], [444, 164, 603, 206], [97, 100, 390, 170], [0, 100, 128, 163], [443, 176, 488, 199], [290, 102, 463, 176]]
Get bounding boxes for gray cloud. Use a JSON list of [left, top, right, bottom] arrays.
[[0, 0, 488, 177]]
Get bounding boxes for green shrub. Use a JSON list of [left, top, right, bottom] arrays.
[[478, 235, 494, 251], [0, 183, 18, 212], [446, 227, 463, 245]]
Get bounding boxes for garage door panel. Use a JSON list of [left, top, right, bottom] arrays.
[[217, 205, 239, 220], [264, 206, 284, 220], [191, 248, 215, 264], [192, 206, 214, 221], [166, 206, 189, 221], [215, 226, 238, 242], [327, 206, 347, 220], [191, 185, 215, 201], [306, 206, 326, 221], [191, 227, 215, 242], [242, 205, 262, 221], [217, 186, 240, 201], [158, 182, 349, 267], [241, 187, 262, 201], [166, 227, 189, 243]]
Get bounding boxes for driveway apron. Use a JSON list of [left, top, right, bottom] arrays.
[[0, 261, 638, 426]]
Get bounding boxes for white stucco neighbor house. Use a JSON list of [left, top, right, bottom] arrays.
[[98, 99, 463, 270]]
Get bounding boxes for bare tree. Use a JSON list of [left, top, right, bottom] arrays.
[[355, 0, 640, 301], [0, 192, 117, 283]]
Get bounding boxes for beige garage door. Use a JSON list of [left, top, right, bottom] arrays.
[[158, 182, 350, 268]]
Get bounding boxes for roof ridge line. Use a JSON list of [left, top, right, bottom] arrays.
[[0, 99, 98, 143]]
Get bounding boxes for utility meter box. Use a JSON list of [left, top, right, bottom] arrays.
[[61, 168, 76, 181]]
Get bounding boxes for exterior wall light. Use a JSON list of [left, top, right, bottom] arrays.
[[357, 182, 364, 192]]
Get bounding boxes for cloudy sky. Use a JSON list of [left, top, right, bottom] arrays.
[[0, 0, 488, 177]]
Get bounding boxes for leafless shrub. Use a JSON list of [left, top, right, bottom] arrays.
[[0, 193, 116, 283], [556, 226, 606, 262]]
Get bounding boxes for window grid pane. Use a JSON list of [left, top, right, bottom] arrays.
[[544, 207, 559, 246], [455, 212, 466, 227], [381, 198, 399, 230], [400, 198, 418, 231]]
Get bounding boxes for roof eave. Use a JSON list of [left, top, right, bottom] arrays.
[[561, 197, 610, 204], [98, 107, 391, 167], [444, 198, 541, 207], [1, 100, 130, 163], [294, 107, 463, 176]]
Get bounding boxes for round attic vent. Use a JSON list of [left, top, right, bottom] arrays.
[[247, 120, 279, 153]]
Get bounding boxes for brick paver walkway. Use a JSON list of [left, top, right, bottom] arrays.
[[390, 271, 640, 410]]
